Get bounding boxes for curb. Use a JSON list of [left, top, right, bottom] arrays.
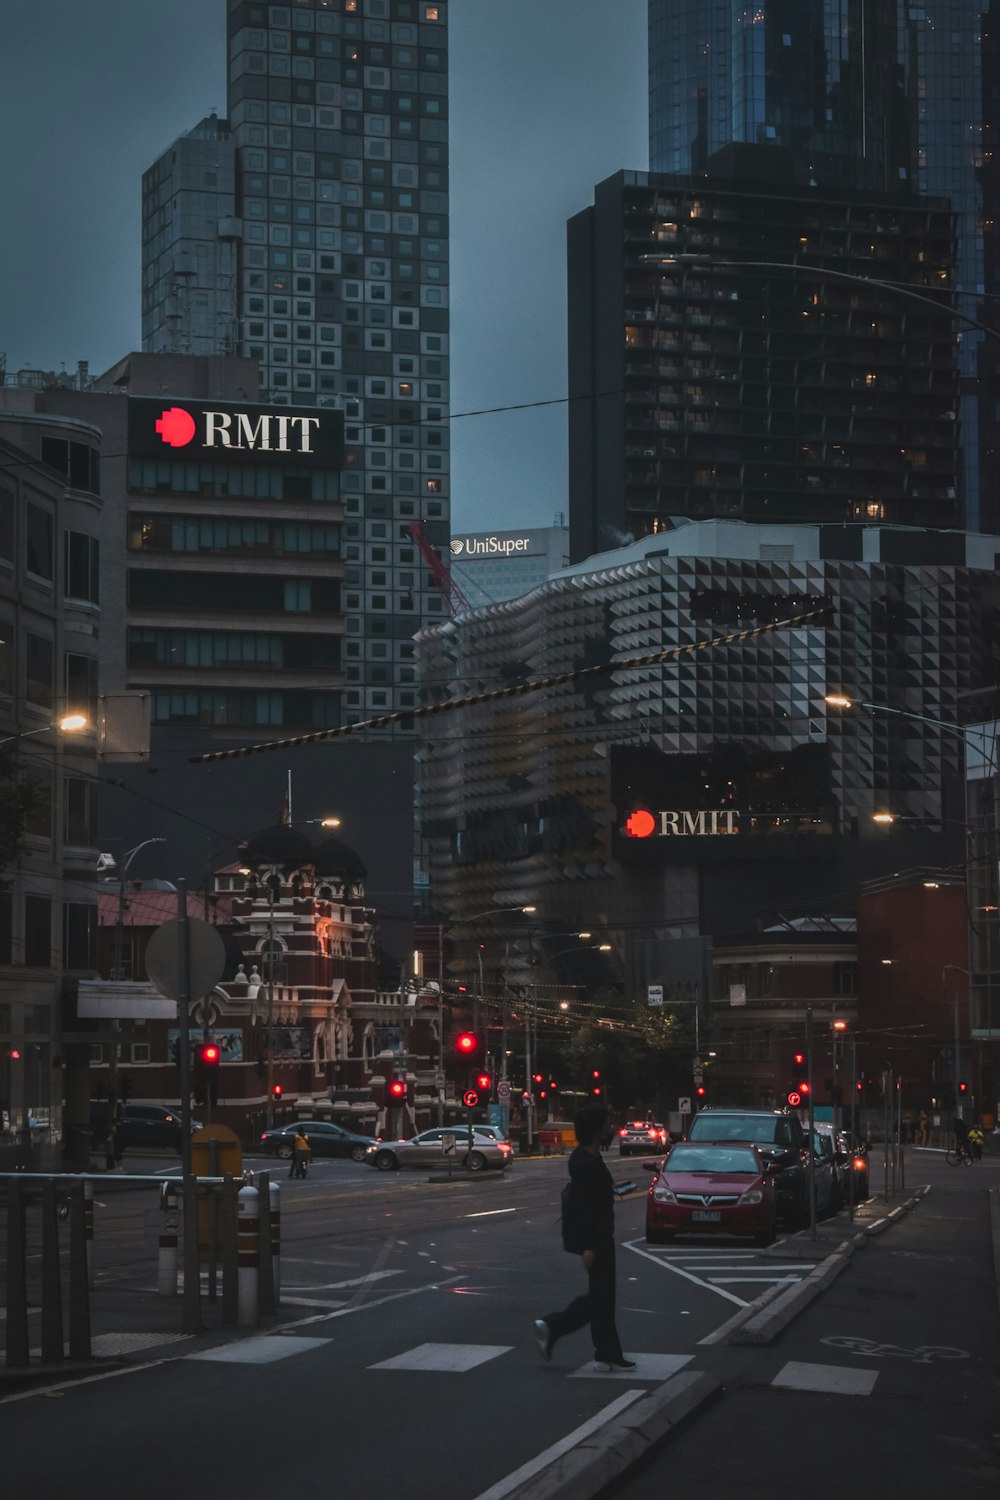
[[722, 1188, 928, 1347], [989, 1187, 1000, 1320], [487, 1370, 722, 1500]]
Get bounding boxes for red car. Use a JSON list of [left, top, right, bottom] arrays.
[[645, 1141, 777, 1246]]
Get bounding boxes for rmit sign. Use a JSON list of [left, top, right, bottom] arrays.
[[128, 397, 344, 468], [624, 809, 740, 838]]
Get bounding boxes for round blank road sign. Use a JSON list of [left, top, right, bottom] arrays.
[[146, 917, 227, 1000]]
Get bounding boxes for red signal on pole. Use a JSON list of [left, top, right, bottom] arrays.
[[388, 1078, 406, 1101], [455, 1032, 478, 1056], [201, 1043, 220, 1066], [475, 1073, 491, 1092]]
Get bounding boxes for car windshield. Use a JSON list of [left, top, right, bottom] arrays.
[[690, 1115, 792, 1147], [666, 1145, 759, 1174]]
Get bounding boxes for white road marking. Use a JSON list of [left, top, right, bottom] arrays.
[[471, 1391, 646, 1500], [370, 1341, 512, 1372], [772, 1360, 878, 1396], [281, 1270, 403, 1292], [466, 1208, 517, 1218], [189, 1334, 332, 1365], [622, 1240, 746, 1306], [570, 1353, 692, 1382]]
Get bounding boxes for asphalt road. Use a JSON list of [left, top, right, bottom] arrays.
[[3, 1148, 996, 1500]]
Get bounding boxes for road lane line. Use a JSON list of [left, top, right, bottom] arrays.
[[622, 1240, 747, 1306], [466, 1208, 518, 1218], [471, 1390, 646, 1500]]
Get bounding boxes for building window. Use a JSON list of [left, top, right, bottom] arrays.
[[24, 895, 52, 968], [65, 653, 99, 722], [26, 505, 54, 581], [65, 777, 96, 846], [25, 633, 54, 708]]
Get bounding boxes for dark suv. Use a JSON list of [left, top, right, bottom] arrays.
[[90, 1102, 200, 1156], [686, 1107, 810, 1225]]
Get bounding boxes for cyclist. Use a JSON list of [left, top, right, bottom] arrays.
[[952, 1116, 972, 1162]]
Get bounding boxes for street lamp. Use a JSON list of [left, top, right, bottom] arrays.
[[0, 713, 88, 747]]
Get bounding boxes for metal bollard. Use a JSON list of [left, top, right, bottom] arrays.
[[84, 1180, 95, 1288], [237, 1184, 260, 1329], [6, 1177, 29, 1368], [158, 1182, 179, 1296], [40, 1180, 64, 1364], [269, 1179, 281, 1304]]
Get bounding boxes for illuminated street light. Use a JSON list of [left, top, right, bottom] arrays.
[[0, 713, 88, 747]]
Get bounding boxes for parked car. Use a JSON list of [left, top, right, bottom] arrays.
[[365, 1126, 513, 1173], [645, 1141, 777, 1246], [90, 1101, 201, 1157], [618, 1120, 669, 1156], [258, 1120, 378, 1163], [686, 1106, 829, 1226], [837, 1129, 870, 1201]]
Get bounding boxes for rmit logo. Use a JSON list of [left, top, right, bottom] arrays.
[[153, 406, 321, 454], [625, 809, 656, 839], [155, 407, 197, 447]]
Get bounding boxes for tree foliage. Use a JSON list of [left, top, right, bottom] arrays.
[[551, 1004, 698, 1117]]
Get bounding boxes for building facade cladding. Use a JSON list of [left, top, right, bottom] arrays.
[[0, 426, 102, 1150], [646, 0, 1000, 534], [966, 722, 1000, 1042], [223, 0, 451, 721], [415, 521, 1000, 980], [568, 170, 962, 562], [141, 116, 239, 356]]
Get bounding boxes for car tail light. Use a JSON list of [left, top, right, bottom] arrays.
[[853, 1157, 866, 1170], [619, 1128, 627, 1136], [260, 1133, 268, 1141]]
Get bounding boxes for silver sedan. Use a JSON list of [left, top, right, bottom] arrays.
[[365, 1126, 513, 1173]]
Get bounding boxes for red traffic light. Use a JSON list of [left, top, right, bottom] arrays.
[[787, 1089, 802, 1108], [695, 1084, 706, 1097], [272, 1083, 283, 1099], [958, 1080, 968, 1094], [455, 1032, 478, 1056], [799, 1081, 811, 1095], [591, 1070, 601, 1079], [793, 1053, 805, 1067], [475, 1073, 491, 1092], [200, 1043, 220, 1066], [388, 1079, 406, 1101]]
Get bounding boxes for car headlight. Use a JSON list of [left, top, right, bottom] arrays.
[[652, 1185, 676, 1204], [738, 1189, 764, 1205]]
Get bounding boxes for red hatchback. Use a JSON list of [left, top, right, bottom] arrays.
[[645, 1141, 777, 1246]]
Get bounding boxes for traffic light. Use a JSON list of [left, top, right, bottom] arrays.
[[475, 1072, 492, 1094], [387, 1078, 407, 1102], [591, 1069, 603, 1098], [193, 1040, 221, 1106], [958, 1080, 968, 1096], [793, 1053, 805, 1068], [272, 1083, 283, 1100], [786, 1088, 803, 1108], [455, 1031, 481, 1061], [695, 1084, 706, 1099], [532, 1073, 543, 1087]]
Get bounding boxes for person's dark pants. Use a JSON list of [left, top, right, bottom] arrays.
[[289, 1151, 303, 1179], [544, 1244, 624, 1363]]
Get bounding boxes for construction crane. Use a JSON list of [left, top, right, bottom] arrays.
[[406, 520, 473, 618]]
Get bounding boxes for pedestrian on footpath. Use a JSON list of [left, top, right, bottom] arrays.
[[917, 1109, 929, 1147], [289, 1129, 310, 1179], [533, 1103, 635, 1372]]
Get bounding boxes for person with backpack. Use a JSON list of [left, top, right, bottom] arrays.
[[532, 1103, 635, 1371]]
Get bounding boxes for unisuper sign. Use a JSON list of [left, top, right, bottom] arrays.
[[451, 534, 533, 558], [128, 397, 344, 467]]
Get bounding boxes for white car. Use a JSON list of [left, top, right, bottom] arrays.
[[365, 1126, 513, 1173]]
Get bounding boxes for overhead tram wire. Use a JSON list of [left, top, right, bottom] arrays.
[[188, 604, 832, 764]]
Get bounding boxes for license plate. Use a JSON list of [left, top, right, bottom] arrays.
[[691, 1210, 721, 1223]]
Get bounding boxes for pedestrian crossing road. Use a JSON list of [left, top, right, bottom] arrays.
[[622, 1239, 813, 1306]]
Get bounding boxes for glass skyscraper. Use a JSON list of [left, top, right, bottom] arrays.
[[142, 0, 451, 723], [646, 0, 999, 533]]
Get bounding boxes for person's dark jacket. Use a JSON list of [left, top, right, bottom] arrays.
[[561, 1144, 616, 1254]]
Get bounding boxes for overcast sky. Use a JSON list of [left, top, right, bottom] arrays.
[[1, 0, 647, 532]]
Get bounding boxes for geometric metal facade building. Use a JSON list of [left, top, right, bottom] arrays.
[[416, 521, 1000, 983]]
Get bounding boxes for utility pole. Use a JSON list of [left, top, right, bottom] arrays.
[[265, 874, 277, 1128]]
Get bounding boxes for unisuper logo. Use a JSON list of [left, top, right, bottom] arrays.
[[155, 407, 197, 447], [450, 539, 465, 556]]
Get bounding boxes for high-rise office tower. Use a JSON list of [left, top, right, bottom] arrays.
[[645, 0, 1000, 534], [142, 1, 451, 723]]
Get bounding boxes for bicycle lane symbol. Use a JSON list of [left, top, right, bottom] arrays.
[[820, 1335, 970, 1365]]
